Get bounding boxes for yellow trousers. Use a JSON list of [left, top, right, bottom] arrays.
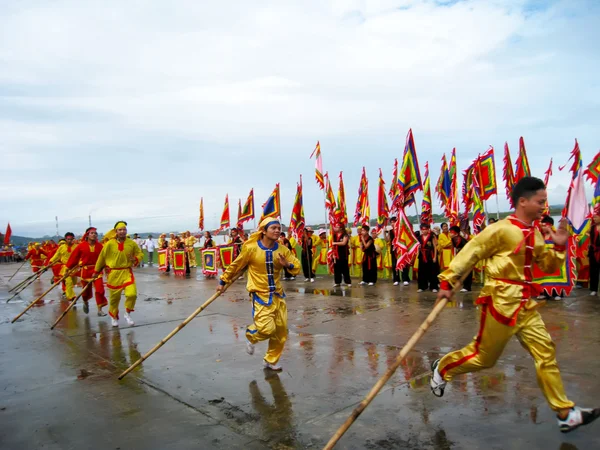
[[108, 283, 137, 319], [246, 294, 288, 365], [60, 266, 78, 300], [187, 249, 197, 267], [439, 303, 574, 411]]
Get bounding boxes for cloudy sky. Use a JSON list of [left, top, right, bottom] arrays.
[[1, 0, 599, 237]]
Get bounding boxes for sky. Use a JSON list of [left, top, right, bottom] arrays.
[[1, 0, 599, 237]]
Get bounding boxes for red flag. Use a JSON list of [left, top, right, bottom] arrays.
[[515, 137, 531, 181], [289, 177, 305, 238], [421, 162, 433, 224], [354, 167, 370, 226], [337, 172, 348, 224], [198, 198, 204, 231], [543, 159, 553, 215], [4, 223, 12, 245], [503, 142, 515, 208], [310, 141, 325, 190], [217, 195, 230, 232], [377, 169, 389, 231]]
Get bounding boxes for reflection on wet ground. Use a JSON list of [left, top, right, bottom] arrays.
[[0, 265, 599, 449]]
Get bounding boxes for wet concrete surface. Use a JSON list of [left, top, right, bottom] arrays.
[[0, 264, 599, 449]]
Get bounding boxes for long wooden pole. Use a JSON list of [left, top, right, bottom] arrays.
[[118, 283, 231, 380], [322, 279, 465, 450], [9, 268, 44, 293], [8, 260, 28, 282], [11, 267, 78, 323], [50, 276, 99, 330], [6, 266, 52, 302]]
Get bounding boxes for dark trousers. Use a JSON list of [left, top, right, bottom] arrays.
[[334, 257, 351, 284], [301, 250, 314, 279], [418, 259, 439, 290], [402, 266, 411, 282], [148, 252, 153, 265], [362, 256, 377, 283], [590, 256, 600, 292], [463, 271, 473, 291], [391, 252, 400, 283]]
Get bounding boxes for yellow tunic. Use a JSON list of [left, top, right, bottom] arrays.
[[437, 232, 454, 271], [95, 239, 144, 290]]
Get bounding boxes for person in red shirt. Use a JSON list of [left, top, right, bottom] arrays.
[[25, 242, 48, 273], [66, 227, 108, 316]]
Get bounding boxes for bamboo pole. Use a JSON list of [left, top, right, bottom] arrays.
[[11, 267, 78, 323], [9, 268, 43, 293], [8, 260, 28, 282], [50, 276, 99, 330], [118, 283, 231, 380], [322, 278, 465, 450], [6, 266, 51, 303]]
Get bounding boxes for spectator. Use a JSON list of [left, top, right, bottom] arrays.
[[144, 234, 156, 267]]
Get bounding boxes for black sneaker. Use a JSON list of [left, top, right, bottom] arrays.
[[558, 407, 600, 433], [430, 359, 447, 398], [83, 301, 89, 314]]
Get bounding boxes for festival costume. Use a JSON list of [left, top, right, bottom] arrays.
[[588, 224, 600, 293], [185, 233, 198, 267], [25, 246, 48, 273], [94, 238, 143, 320], [436, 216, 574, 412], [311, 235, 323, 273], [49, 242, 78, 299], [417, 233, 438, 291], [350, 235, 363, 278], [66, 240, 107, 309], [437, 231, 454, 271], [219, 221, 301, 365], [333, 233, 351, 285], [361, 236, 377, 284], [300, 235, 314, 279]]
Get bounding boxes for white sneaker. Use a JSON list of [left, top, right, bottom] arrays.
[[430, 359, 447, 397], [403, 281, 409, 286], [304, 278, 309, 282], [591, 291, 597, 296], [417, 289, 424, 293], [368, 282, 374, 286], [111, 317, 119, 327], [290, 277, 295, 280], [359, 281, 366, 285], [124, 312, 135, 326], [246, 340, 255, 355], [263, 361, 282, 371], [557, 406, 600, 433], [393, 282, 399, 286], [97, 307, 107, 317], [333, 284, 340, 287], [310, 278, 315, 283], [460, 288, 468, 293], [432, 289, 438, 293], [554, 296, 562, 301], [537, 295, 546, 300], [346, 284, 352, 287]]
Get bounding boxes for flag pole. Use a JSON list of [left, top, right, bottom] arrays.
[[495, 194, 501, 220]]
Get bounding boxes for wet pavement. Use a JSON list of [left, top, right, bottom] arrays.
[[0, 264, 599, 449]]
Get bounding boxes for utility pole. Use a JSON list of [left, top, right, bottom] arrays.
[[55, 216, 59, 238]]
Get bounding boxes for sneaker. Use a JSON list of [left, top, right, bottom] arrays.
[[432, 289, 438, 293], [304, 278, 309, 282], [591, 291, 597, 296], [310, 278, 315, 283], [347, 284, 352, 287], [537, 295, 546, 300], [417, 289, 424, 293], [403, 281, 409, 286], [554, 296, 562, 301], [359, 281, 366, 285], [557, 406, 600, 433], [460, 288, 468, 293], [111, 317, 119, 327], [83, 301, 89, 314], [97, 308, 107, 317], [246, 340, 255, 355], [124, 312, 135, 326], [333, 284, 340, 287], [263, 361, 283, 371], [290, 277, 295, 280], [393, 282, 399, 286], [282, 277, 289, 281], [368, 282, 374, 286], [430, 359, 447, 398]]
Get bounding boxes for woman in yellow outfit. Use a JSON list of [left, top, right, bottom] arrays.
[[94, 221, 144, 327], [350, 233, 363, 278], [217, 218, 300, 371], [370, 229, 389, 279], [437, 222, 454, 271], [49, 232, 78, 301]]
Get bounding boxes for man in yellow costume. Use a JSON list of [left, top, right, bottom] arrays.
[[437, 222, 453, 271], [94, 221, 144, 327], [49, 232, 78, 301], [184, 231, 198, 268], [430, 177, 599, 433], [217, 218, 300, 371]]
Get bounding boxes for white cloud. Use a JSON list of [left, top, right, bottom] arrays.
[[1, 0, 599, 236]]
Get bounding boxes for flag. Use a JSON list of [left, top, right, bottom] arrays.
[[476, 147, 497, 200], [260, 183, 281, 221], [515, 136, 531, 181], [310, 141, 325, 190], [289, 177, 305, 238], [392, 208, 420, 270], [435, 154, 451, 206], [389, 158, 401, 206], [471, 175, 486, 233], [543, 159, 553, 215], [4, 223, 12, 245], [324, 173, 338, 220], [462, 162, 475, 213], [562, 140, 588, 234], [238, 189, 255, 225], [377, 169, 390, 231], [584, 150, 600, 184], [503, 142, 515, 208], [396, 129, 422, 208], [337, 171, 348, 224], [218, 194, 230, 231], [236, 199, 242, 229], [354, 167, 370, 226], [198, 198, 204, 231], [421, 162, 433, 224], [448, 148, 460, 224]]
